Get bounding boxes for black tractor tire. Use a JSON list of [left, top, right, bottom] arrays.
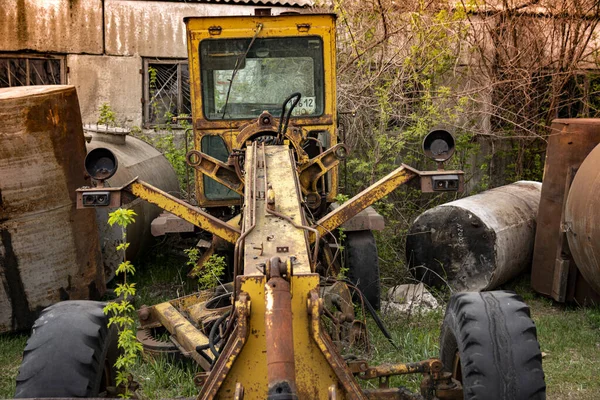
[[345, 230, 381, 310], [439, 291, 546, 400], [15, 300, 119, 398]]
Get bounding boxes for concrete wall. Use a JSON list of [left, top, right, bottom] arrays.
[[67, 54, 143, 126], [105, 0, 282, 58], [0, 0, 299, 127], [0, 0, 103, 54]]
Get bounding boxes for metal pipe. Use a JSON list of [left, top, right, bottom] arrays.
[[265, 257, 297, 399]]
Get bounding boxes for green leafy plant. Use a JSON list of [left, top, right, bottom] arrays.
[[103, 208, 142, 398], [196, 254, 226, 290], [334, 193, 350, 204], [98, 103, 116, 126]]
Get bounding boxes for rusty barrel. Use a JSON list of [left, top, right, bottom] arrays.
[[0, 85, 103, 333], [565, 142, 600, 294], [406, 181, 542, 292]]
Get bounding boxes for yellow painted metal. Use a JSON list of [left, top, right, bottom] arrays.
[[184, 14, 339, 208], [298, 143, 348, 195], [189, 151, 244, 195], [127, 180, 240, 243], [312, 165, 418, 242], [152, 302, 213, 369], [243, 145, 312, 275], [170, 289, 217, 311], [216, 274, 351, 399]]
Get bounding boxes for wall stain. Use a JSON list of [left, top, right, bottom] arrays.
[[0, 228, 34, 331], [16, 0, 28, 45]]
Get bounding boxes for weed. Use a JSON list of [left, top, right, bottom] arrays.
[[196, 254, 226, 290], [103, 208, 143, 398], [98, 103, 117, 126]]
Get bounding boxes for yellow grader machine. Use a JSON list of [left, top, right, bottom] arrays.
[[15, 11, 545, 400]]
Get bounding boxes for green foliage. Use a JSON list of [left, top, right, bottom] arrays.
[[108, 208, 137, 229], [130, 129, 190, 198], [103, 208, 141, 398], [337, 5, 477, 285], [98, 103, 116, 126], [155, 133, 188, 191], [334, 193, 350, 204], [196, 254, 226, 290]]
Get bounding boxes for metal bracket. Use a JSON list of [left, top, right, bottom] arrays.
[[187, 149, 244, 195]]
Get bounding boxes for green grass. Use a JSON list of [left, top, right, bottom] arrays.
[[531, 299, 600, 399], [133, 356, 200, 399], [0, 333, 27, 398], [2, 256, 599, 399], [362, 307, 444, 392]]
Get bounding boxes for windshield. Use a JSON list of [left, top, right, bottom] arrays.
[[200, 36, 324, 120]]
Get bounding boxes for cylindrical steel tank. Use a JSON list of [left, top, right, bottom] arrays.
[[565, 143, 600, 294], [84, 125, 179, 280], [0, 85, 103, 333], [406, 181, 542, 292]]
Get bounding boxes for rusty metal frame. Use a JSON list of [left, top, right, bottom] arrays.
[[313, 165, 418, 241], [298, 143, 348, 195], [197, 292, 251, 398], [307, 290, 368, 399], [77, 179, 241, 243], [187, 149, 244, 195]]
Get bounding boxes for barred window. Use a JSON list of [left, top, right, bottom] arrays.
[[143, 59, 191, 126], [0, 55, 65, 88]]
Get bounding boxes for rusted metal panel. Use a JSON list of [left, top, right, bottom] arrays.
[[407, 181, 542, 292], [531, 119, 600, 302], [0, 0, 103, 54], [0, 85, 103, 333], [564, 142, 600, 295]]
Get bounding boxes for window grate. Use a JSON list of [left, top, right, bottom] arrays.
[[144, 59, 191, 126], [0, 56, 64, 88]]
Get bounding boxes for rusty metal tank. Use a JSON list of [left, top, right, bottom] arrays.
[[0, 85, 104, 333], [84, 125, 180, 280], [564, 142, 600, 295], [406, 181, 542, 292], [531, 119, 600, 304]]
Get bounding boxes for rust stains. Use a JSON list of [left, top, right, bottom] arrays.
[[16, 0, 28, 45]]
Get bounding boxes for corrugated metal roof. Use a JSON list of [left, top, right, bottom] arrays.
[[138, 0, 314, 7]]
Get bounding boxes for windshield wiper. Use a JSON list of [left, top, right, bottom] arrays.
[[221, 23, 263, 119]]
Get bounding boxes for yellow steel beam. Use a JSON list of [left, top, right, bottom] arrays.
[[127, 180, 240, 243], [152, 302, 212, 370], [312, 165, 418, 241]]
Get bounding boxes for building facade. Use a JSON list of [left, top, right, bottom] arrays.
[[0, 0, 309, 127]]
